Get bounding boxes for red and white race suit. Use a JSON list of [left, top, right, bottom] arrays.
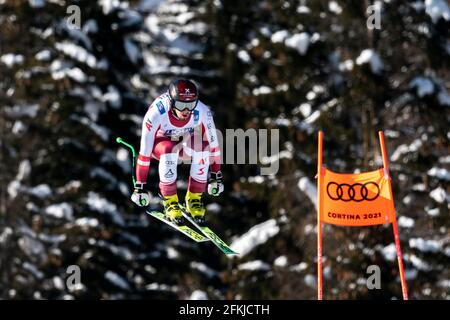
[[136, 92, 221, 196]]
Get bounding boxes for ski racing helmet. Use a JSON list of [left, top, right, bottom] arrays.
[[168, 79, 199, 111]]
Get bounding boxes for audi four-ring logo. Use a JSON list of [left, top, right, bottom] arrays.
[[326, 182, 380, 202]]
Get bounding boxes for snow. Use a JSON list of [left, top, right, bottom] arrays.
[[271, 30, 289, 43], [404, 269, 418, 280], [272, 118, 291, 126], [97, 240, 134, 261], [23, 262, 44, 279], [408, 254, 431, 271], [50, 60, 87, 83], [189, 290, 208, 300], [305, 92, 318, 104], [35, 50, 51, 61], [437, 86, 450, 106], [101, 85, 121, 108], [1, 53, 24, 67], [53, 277, 64, 290], [57, 180, 82, 194], [63, 67, 87, 83], [12, 121, 26, 135], [144, 15, 161, 35], [260, 149, 293, 165], [425, 207, 440, 217], [285, 33, 310, 55], [45, 203, 74, 220], [142, 50, 171, 74], [74, 116, 110, 141], [18, 236, 45, 258], [356, 49, 383, 74], [83, 101, 104, 122], [274, 255, 288, 267], [0, 227, 13, 244], [390, 139, 422, 162], [205, 203, 221, 213], [238, 260, 271, 271], [5, 104, 39, 118], [115, 149, 131, 174], [55, 42, 107, 69], [91, 167, 118, 186], [139, 0, 164, 12], [167, 247, 179, 259], [381, 243, 397, 261], [425, 0, 450, 23], [304, 224, 315, 235], [171, 11, 195, 25], [98, 0, 129, 15], [7, 180, 21, 199], [296, 5, 311, 14], [304, 274, 316, 288], [83, 19, 99, 34], [28, 0, 44, 8], [289, 262, 308, 272], [304, 110, 321, 125], [409, 238, 442, 253], [190, 262, 218, 278], [16, 160, 31, 181], [230, 219, 280, 257], [427, 167, 450, 181], [124, 38, 141, 64], [403, 195, 413, 205], [85, 192, 125, 226], [252, 86, 273, 96], [438, 280, 450, 288], [118, 10, 142, 27], [275, 83, 289, 92], [145, 282, 178, 292], [237, 50, 251, 63], [120, 232, 141, 246], [328, 1, 343, 14], [398, 216, 415, 228], [28, 184, 52, 199], [412, 183, 426, 191], [429, 187, 448, 203], [339, 59, 354, 71], [298, 177, 317, 209], [410, 77, 434, 97], [65, 25, 93, 51], [144, 265, 156, 274], [39, 233, 66, 244], [299, 103, 312, 117], [385, 130, 400, 138], [104, 271, 131, 291]]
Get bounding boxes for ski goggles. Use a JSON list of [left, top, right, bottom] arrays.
[[173, 99, 198, 111]]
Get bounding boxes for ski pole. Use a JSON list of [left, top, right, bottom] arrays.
[[116, 137, 137, 187]]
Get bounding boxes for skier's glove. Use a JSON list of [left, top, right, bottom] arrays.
[[131, 182, 151, 207], [207, 171, 224, 196]]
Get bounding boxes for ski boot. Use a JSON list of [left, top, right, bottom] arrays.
[[162, 194, 184, 225], [185, 191, 206, 225]]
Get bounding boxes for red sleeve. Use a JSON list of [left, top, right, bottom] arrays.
[[136, 154, 151, 183]]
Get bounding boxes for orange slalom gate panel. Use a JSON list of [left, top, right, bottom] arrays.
[[319, 168, 395, 226]]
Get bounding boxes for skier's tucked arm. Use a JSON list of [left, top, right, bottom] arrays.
[[136, 106, 160, 187], [202, 107, 224, 196], [131, 106, 160, 207]]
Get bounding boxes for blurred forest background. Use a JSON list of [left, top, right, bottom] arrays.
[[0, 0, 449, 299]]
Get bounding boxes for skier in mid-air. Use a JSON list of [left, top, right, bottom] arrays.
[[131, 79, 223, 225]]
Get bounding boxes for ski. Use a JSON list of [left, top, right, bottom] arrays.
[[180, 207, 238, 255], [146, 210, 210, 243]]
